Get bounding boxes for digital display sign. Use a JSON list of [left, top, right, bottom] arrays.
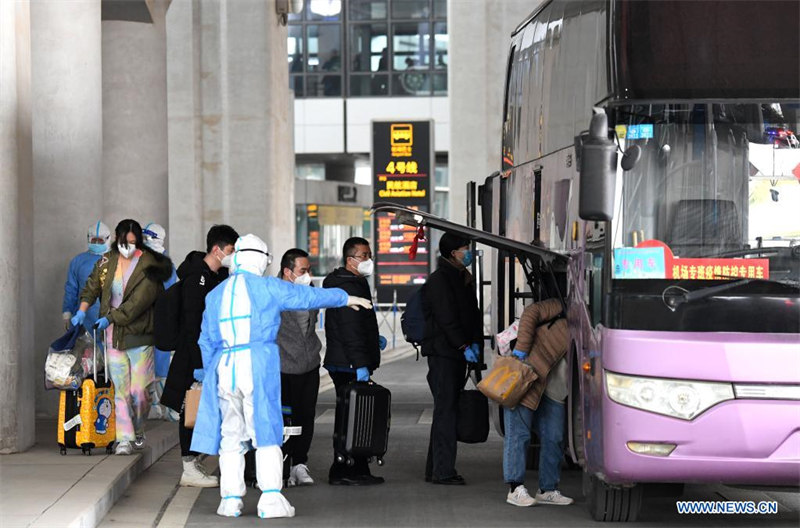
[[372, 121, 433, 303]]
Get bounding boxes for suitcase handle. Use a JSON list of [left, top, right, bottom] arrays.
[[92, 328, 108, 384]]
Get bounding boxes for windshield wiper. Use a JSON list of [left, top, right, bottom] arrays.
[[662, 278, 798, 312]]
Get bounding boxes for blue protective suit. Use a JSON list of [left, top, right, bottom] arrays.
[[63, 251, 102, 332], [190, 271, 349, 455]]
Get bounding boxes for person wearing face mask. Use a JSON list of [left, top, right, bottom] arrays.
[[63, 221, 111, 333], [72, 219, 174, 455], [421, 233, 483, 485], [191, 234, 372, 519], [275, 248, 322, 487], [161, 224, 239, 486], [322, 237, 386, 486]]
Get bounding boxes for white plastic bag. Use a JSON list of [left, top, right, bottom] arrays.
[[495, 320, 519, 357]]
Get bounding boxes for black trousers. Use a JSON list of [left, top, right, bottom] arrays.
[[329, 370, 372, 478], [281, 368, 320, 466], [425, 355, 466, 480], [179, 406, 198, 458]]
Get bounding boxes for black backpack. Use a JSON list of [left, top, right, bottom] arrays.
[[401, 286, 426, 349], [153, 280, 182, 351]]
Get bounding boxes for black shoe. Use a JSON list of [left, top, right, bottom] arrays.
[[432, 475, 466, 485], [354, 474, 385, 485], [424, 475, 432, 482], [329, 474, 385, 486]]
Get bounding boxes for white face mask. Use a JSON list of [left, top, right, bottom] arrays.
[[219, 251, 233, 268], [356, 258, 374, 277], [293, 272, 312, 286], [118, 243, 136, 259]]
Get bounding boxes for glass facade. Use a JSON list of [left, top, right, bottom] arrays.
[[289, 0, 448, 97]]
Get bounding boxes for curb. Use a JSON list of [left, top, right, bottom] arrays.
[[30, 420, 178, 528]]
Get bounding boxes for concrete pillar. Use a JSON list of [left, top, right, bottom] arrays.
[[448, 0, 537, 225], [0, 0, 36, 453], [167, 0, 295, 261], [30, 0, 104, 419], [102, 0, 170, 229]]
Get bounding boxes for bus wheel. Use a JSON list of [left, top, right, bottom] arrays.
[[585, 473, 643, 522]]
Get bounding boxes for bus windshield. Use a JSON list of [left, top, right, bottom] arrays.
[[610, 103, 800, 285]]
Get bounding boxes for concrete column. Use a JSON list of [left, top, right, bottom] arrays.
[[102, 0, 170, 229], [448, 0, 536, 225], [167, 0, 295, 260], [0, 0, 36, 453], [30, 0, 104, 418]]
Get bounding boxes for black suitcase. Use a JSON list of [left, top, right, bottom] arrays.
[[334, 381, 391, 466]]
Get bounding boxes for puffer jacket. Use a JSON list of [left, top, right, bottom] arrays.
[[421, 257, 483, 360], [80, 247, 173, 350], [322, 267, 380, 371], [515, 298, 569, 411]]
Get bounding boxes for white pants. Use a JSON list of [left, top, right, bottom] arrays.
[[217, 349, 294, 518]]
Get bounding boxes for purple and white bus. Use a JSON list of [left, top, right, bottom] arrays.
[[481, 0, 800, 521]]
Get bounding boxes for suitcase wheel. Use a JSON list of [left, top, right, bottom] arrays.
[[377, 457, 385, 466], [60, 446, 67, 456], [106, 445, 114, 455], [345, 457, 355, 467], [82, 447, 91, 456]]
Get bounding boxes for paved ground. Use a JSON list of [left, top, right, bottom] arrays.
[[99, 351, 799, 528]]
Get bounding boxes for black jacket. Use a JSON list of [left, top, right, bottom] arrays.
[[161, 251, 228, 411], [421, 257, 483, 360], [322, 267, 380, 371]]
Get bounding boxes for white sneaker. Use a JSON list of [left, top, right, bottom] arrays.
[[288, 463, 314, 487], [507, 485, 537, 507], [180, 459, 219, 488], [535, 489, 574, 505], [115, 441, 133, 456], [217, 497, 243, 518]]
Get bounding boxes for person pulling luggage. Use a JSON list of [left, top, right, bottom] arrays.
[[191, 234, 372, 519]]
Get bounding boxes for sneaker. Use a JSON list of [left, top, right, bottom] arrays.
[[115, 441, 133, 456], [217, 497, 243, 518], [133, 434, 146, 450], [535, 489, 574, 505], [180, 459, 219, 488], [288, 464, 314, 487], [507, 485, 537, 507]]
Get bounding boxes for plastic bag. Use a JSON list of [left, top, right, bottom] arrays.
[[495, 320, 519, 357], [44, 326, 102, 390]]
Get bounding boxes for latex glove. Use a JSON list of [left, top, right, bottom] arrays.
[[70, 310, 86, 328], [347, 295, 372, 311], [378, 335, 388, 351], [193, 368, 205, 382], [94, 317, 110, 331], [356, 366, 370, 382], [63, 312, 72, 330], [512, 349, 528, 361], [464, 346, 479, 363]]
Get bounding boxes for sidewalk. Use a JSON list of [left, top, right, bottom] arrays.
[[0, 418, 178, 528]]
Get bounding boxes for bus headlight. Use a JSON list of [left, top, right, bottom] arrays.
[[605, 371, 734, 420]]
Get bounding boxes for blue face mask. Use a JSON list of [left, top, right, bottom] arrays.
[[461, 249, 473, 267], [88, 242, 109, 255]]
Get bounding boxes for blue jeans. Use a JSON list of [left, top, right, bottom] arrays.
[[503, 395, 565, 491]]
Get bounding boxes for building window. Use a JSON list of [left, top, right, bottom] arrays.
[[289, 0, 447, 98]]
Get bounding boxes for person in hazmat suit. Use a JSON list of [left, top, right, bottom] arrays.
[[191, 234, 372, 518], [62, 221, 111, 332]]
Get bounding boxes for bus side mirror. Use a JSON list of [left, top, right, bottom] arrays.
[[575, 113, 617, 221]]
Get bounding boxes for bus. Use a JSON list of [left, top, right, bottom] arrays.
[[487, 0, 800, 522]]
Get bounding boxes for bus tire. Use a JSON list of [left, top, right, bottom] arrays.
[[570, 352, 586, 466], [586, 474, 643, 522]]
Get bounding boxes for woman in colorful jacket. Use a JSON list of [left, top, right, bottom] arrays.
[[71, 219, 174, 455]]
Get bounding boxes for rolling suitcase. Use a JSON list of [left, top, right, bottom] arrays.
[[334, 380, 391, 466], [57, 330, 116, 455]]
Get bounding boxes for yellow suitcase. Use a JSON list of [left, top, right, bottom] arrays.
[[57, 331, 115, 455]]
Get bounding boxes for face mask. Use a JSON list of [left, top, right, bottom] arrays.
[[219, 250, 233, 268], [461, 249, 474, 267], [118, 243, 136, 259], [356, 258, 374, 277], [88, 242, 109, 255], [293, 272, 312, 286]]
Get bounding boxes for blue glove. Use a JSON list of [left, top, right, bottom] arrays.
[[378, 335, 388, 351], [356, 367, 370, 382], [512, 349, 528, 361], [70, 310, 86, 328], [94, 317, 110, 331], [464, 344, 479, 363], [193, 368, 205, 382]]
